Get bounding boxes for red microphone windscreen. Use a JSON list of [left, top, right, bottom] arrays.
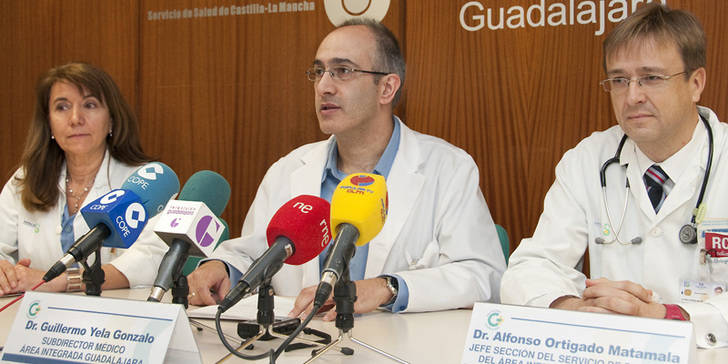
[[266, 195, 331, 265]]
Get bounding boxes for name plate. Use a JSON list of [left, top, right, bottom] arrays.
[[461, 302, 694, 364], [1, 291, 201, 363]]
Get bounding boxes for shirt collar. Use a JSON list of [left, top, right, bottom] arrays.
[[321, 116, 401, 183], [634, 114, 706, 183]]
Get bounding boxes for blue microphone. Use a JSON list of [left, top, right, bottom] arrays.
[[42, 162, 180, 282]]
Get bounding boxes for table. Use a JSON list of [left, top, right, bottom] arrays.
[[1, 288, 726, 363]]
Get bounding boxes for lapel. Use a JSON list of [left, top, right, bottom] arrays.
[[290, 138, 334, 287], [621, 120, 709, 225], [621, 139, 658, 222], [364, 120, 425, 277], [88, 150, 112, 200], [71, 150, 113, 233], [659, 154, 704, 220], [659, 109, 719, 219]]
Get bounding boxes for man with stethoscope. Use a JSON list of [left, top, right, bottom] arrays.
[[501, 3, 728, 348]]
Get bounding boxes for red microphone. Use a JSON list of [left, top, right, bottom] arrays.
[[219, 195, 331, 312], [266, 195, 332, 264]]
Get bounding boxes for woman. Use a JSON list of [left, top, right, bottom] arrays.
[[0, 62, 167, 295]]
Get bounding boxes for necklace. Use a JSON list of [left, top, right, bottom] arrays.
[[65, 174, 95, 214]]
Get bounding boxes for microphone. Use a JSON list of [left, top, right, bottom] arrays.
[[43, 162, 180, 282], [218, 219, 231, 244], [181, 218, 230, 273], [148, 171, 231, 302], [313, 173, 388, 308], [218, 195, 331, 313]]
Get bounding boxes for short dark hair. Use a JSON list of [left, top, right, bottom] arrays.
[[603, 3, 706, 74], [339, 18, 406, 106]]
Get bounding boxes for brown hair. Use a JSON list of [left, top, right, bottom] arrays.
[[16, 62, 152, 212], [603, 3, 706, 74]]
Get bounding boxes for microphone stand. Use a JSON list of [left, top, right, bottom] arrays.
[[238, 281, 276, 350], [171, 275, 189, 308], [215, 279, 330, 363], [169, 248, 191, 307], [149, 246, 190, 306], [80, 249, 105, 296], [304, 267, 409, 364], [244, 281, 329, 349]]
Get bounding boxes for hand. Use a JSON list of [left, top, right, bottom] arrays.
[[0, 259, 19, 295], [551, 278, 666, 318], [12, 259, 66, 293], [289, 277, 394, 321], [186, 260, 231, 306]]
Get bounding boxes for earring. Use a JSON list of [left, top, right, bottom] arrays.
[[51, 135, 55, 140], [108, 128, 112, 137]]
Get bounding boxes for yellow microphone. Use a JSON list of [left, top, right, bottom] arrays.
[[330, 173, 388, 245], [313, 173, 388, 307]]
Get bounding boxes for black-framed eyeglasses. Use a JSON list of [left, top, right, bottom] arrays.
[[306, 66, 389, 82], [599, 71, 688, 93]]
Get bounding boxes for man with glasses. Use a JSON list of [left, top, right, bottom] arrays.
[[501, 3, 728, 348], [187, 19, 505, 318]]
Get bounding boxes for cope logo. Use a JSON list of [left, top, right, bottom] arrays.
[[324, 0, 390, 26], [195, 216, 221, 247], [350, 174, 375, 187], [26, 300, 41, 319], [137, 163, 164, 181], [100, 190, 126, 205], [125, 203, 146, 229], [486, 310, 504, 329]]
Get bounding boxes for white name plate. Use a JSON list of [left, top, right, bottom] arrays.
[[1, 291, 201, 364], [461, 302, 695, 364]]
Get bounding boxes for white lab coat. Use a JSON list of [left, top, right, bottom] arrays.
[[501, 106, 728, 348], [0, 152, 169, 287], [213, 118, 506, 312]]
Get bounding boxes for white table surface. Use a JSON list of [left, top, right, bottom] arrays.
[[1, 288, 726, 363]]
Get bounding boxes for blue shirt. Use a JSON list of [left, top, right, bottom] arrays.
[[225, 117, 409, 312], [316, 118, 408, 312], [60, 206, 79, 268], [60, 206, 76, 253]]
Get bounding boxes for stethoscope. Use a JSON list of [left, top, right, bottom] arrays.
[[596, 114, 713, 245]]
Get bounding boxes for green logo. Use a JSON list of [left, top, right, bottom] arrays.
[[486, 310, 503, 329], [26, 301, 41, 319], [23, 220, 40, 233]]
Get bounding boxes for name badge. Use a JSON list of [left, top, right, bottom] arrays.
[[681, 279, 726, 302], [1, 291, 201, 363], [699, 219, 728, 257], [461, 303, 694, 364]]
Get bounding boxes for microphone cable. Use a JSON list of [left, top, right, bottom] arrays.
[[214, 306, 276, 362], [0, 280, 46, 313], [273, 301, 323, 360]]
